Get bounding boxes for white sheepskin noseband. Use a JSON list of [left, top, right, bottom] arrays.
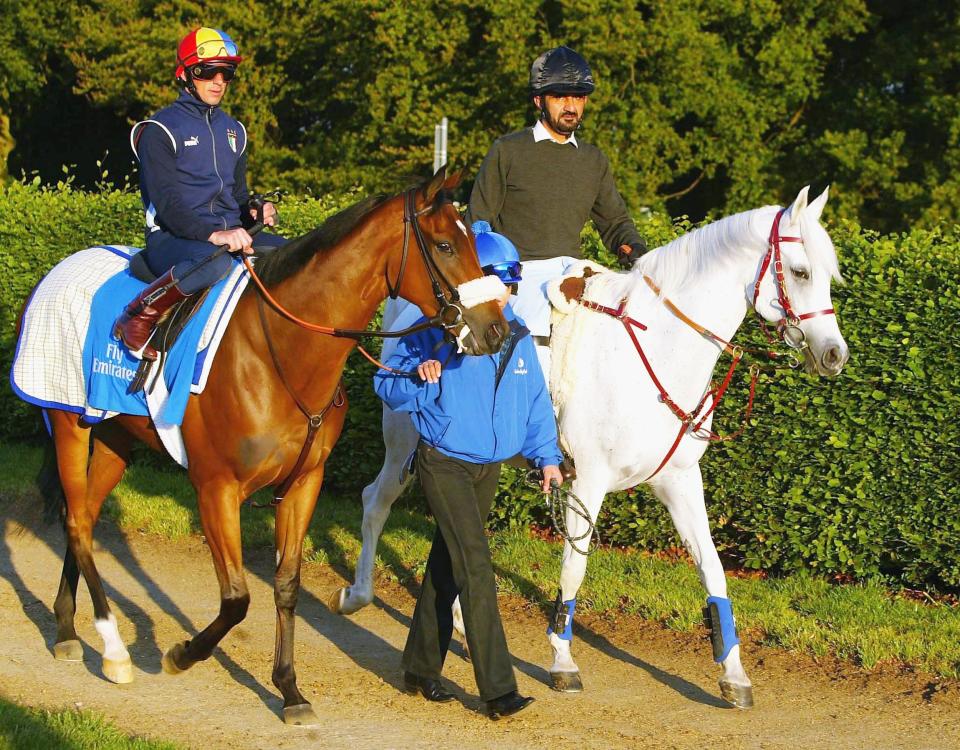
[[456, 275, 507, 308]]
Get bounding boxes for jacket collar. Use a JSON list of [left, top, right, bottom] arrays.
[[174, 90, 218, 119]]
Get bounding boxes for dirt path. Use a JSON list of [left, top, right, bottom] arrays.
[[1, 502, 957, 750]]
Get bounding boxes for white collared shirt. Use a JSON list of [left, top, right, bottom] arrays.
[[532, 120, 578, 148]]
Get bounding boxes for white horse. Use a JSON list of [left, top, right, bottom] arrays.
[[329, 187, 848, 709]]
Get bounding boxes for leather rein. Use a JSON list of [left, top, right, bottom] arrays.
[[246, 187, 463, 505], [580, 208, 837, 480]]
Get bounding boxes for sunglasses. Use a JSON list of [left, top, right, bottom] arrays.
[[190, 64, 237, 82]]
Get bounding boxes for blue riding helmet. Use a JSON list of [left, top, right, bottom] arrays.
[[472, 220, 522, 285]]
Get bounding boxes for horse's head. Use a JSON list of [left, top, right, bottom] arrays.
[[390, 167, 508, 355], [750, 186, 849, 377]]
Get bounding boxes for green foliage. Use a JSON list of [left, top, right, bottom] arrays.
[[0, 696, 181, 749], [3, 184, 960, 590]]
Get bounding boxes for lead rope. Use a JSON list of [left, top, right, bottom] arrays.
[[525, 471, 599, 556]]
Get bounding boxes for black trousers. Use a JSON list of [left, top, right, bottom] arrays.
[[401, 444, 517, 701]]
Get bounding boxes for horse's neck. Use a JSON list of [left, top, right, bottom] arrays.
[[244, 212, 400, 394], [628, 250, 757, 396]]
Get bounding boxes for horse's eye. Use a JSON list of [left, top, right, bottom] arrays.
[[791, 267, 810, 281], [436, 241, 454, 255]]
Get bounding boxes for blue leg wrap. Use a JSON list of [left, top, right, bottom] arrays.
[[546, 591, 576, 641], [704, 596, 740, 663]]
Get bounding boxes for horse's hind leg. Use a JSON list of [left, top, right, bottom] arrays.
[[272, 467, 325, 725], [162, 480, 249, 675], [52, 421, 131, 662], [330, 407, 417, 615], [649, 464, 753, 709], [49, 410, 133, 683]]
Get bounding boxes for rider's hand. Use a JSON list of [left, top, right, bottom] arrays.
[[417, 359, 442, 383], [249, 201, 278, 227], [541, 465, 563, 492], [209, 228, 255, 254]]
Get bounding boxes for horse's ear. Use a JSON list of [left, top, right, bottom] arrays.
[[423, 165, 447, 203], [786, 186, 810, 224], [443, 168, 463, 190], [806, 185, 829, 222]]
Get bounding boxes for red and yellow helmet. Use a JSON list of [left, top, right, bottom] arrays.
[[175, 27, 243, 80]]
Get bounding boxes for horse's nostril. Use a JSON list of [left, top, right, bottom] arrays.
[[821, 345, 846, 372]]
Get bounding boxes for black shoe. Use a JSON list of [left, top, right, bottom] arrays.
[[484, 691, 534, 720], [402, 672, 455, 702]]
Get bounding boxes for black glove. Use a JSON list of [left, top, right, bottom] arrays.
[[616, 241, 647, 270]]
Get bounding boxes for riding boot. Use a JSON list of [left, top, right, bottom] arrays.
[[113, 269, 191, 361]]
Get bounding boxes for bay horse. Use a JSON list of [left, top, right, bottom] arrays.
[[24, 168, 508, 725], [329, 186, 849, 709]]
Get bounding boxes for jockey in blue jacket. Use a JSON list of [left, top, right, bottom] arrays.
[[373, 223, 561, 720], [115, 27, 285, 361]]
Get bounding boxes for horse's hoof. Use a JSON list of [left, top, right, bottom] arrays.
[[327, 587, 347, 614], [102, 656, 134, 684], [53, 639, 83, 662], [161, 641, 190, 675], [550, 671, 583, 693], [329, 587, 367, 615], [283, 703, 319, 726], [719, 680, 753, 709]]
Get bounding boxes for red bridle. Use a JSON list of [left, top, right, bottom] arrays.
[[752, 208, 836, 348], [576, 208, 837, 480]]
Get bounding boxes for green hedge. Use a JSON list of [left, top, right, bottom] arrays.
[[3, 181, 959, 590]]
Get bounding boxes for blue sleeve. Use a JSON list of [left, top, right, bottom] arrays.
[[520, 341, 563, 467], [137, 125, 222, 241], [373, 327, 443, 413]]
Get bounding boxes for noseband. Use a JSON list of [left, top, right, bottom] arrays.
[[387, 187, 465, 332], [752, 207, 836, 349]]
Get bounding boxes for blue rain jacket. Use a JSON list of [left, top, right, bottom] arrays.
[[374, 306, 562, 468]]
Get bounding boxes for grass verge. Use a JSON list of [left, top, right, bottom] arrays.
[[2, 441, 958, 679], [0, 695, 180, 750]]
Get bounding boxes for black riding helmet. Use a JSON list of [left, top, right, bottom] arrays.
[[529, 46, 595, 97]]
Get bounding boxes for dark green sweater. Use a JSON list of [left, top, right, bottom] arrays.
[[467, 127, 644, 261]]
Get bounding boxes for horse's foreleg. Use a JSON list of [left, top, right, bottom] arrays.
[[272, 468, 324, 726], [330, 408, 417, 615], [548, 474, 607, 693], [163, 481, 249, 675], [650, 464, 753, 709], [49, 411, 133, 683]]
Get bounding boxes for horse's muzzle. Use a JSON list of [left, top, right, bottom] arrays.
[[485, 321, 506, 352]]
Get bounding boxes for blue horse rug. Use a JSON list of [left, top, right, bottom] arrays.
[[11, 245, 250, 466]]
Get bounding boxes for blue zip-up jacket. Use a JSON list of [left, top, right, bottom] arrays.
[[130, 91, 250, 243], [374, 306, 562, 468]]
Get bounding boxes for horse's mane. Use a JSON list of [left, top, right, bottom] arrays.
[[253, 193, 391, 287], [253, 176, 456, 288], [595, 205, 842, 303]]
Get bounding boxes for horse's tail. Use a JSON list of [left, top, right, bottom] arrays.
[[37, 428, 66, 527]]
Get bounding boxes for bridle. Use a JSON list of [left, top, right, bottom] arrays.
[[752, 207, 836, 350], [387, 187, 467, 334], [577, 208, 837, 480]]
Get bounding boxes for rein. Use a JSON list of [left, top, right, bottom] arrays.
[[242, 186, 463, 377]]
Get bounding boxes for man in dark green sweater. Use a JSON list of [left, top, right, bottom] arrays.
[[467, 46, 647, 374]]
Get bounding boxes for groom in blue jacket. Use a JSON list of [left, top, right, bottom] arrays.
[[374, 223, 562, 720]]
